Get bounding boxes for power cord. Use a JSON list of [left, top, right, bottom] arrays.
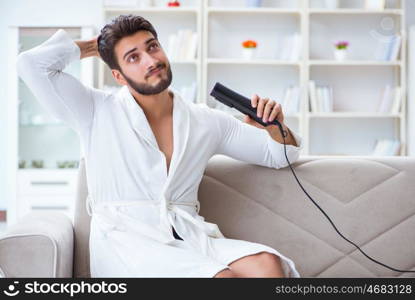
[[278, 126, 415, 274]]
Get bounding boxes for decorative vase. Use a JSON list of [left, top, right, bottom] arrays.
[[246, 0, 262, 8], [324, 0, 339, 9], [334, 49, 347, 61], [242, 48, 256, 60]]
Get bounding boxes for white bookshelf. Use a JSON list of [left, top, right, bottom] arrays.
[[99, 0, 407, 156]]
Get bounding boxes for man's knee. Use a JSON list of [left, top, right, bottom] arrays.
[[248, 252, 284, 276], [213, 268, 238, 278], [256, 251, 282, 266]]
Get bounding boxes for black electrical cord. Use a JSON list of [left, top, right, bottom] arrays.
[[277, 125, 415, 274]]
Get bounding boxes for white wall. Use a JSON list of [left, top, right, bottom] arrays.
[[0, 0, 104, 210]]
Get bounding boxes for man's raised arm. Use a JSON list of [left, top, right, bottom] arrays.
[[16, 29, 107, 133]]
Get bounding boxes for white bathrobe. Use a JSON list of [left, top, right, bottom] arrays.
[[17, 29, 304, 278]]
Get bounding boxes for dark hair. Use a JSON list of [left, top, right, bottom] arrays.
[[97, 14, 158, 70]]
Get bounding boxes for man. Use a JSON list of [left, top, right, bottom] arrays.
[[17, 14, 303, 278]]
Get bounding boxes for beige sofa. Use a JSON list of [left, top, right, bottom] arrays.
[[1, 155, 414, 278]]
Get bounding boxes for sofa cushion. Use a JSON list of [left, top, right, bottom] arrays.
[[198, 155, 415, 277]]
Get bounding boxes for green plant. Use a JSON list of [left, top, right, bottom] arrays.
[[334, 40, 349, 50]]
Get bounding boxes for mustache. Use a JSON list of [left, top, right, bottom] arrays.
[[146, 63, 166, 78]]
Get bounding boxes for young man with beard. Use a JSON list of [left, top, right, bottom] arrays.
[[17, 14, 303, 278]]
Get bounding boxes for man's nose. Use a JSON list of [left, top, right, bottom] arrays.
[[142, 52, 158, 69]]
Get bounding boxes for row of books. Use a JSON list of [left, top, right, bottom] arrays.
[[371, 139, 401, 156], [377, 85, 402, 113], [279, 33, 302, 61], [374, 34, 401, 61], [308, 81, 333, 112], [166, 29, 198, 61], [282, 85, 301, 114]]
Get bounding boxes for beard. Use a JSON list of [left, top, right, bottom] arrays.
[[121, 63, 173, 96]]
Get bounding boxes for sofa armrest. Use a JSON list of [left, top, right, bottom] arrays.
[[0, 211, 74, 277]]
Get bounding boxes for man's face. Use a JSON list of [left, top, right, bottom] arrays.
[[112, 30, 172, 95]]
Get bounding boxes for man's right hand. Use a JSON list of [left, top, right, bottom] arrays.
[[74, 36, 100, 59]]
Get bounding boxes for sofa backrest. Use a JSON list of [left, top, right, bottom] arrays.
[[73, 158, 91, 278], [73, 155, 415, 278]]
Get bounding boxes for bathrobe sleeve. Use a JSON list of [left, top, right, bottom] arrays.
[[209, 107, 303, 169], [16, 29, 107, 132]]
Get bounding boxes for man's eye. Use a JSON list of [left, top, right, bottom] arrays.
[[149, 43, 159, 51], [128, 54, 138, 62]]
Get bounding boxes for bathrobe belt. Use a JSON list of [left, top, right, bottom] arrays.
[[86, 194, 224, 244]]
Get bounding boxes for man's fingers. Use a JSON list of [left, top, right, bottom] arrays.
[[256, 97, 269, 118], [268, 103, 281, 122], [263, 100, 276, 122], [250, 94, 283, 123], [251, 94, 259, 108]]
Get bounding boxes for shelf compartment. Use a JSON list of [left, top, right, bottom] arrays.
[[310, 65, 399, 113], [207, 58, 301, 66], [206, 64, 299, 109], [309, 117, 401, 156], [309, 14, 402, 61], [19, 126, 80, 169], [208, 13, 301, 60]]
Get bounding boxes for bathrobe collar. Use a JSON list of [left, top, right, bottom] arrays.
[[120, 85, 190, 185]]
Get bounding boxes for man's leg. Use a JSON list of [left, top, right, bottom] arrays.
[[228, 251, 285, 278], [213, 268, 238, 278]]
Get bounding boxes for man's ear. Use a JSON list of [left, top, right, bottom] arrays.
[[112, 69, 128, 86]]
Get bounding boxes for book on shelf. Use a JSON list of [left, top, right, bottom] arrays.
[[390, 86, 402, 114], [374, 34, 401, 61], [365, 0, 385, 10], [282, 85, 300, 115], [316, 86, 324, 112], [167, 29, 198, 61], [308, 81, 333, 113], [308, 80, 317, 112], [279, 33, 301, 61], [371, 138, 400, 156], [377, 85, 402, 113]]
